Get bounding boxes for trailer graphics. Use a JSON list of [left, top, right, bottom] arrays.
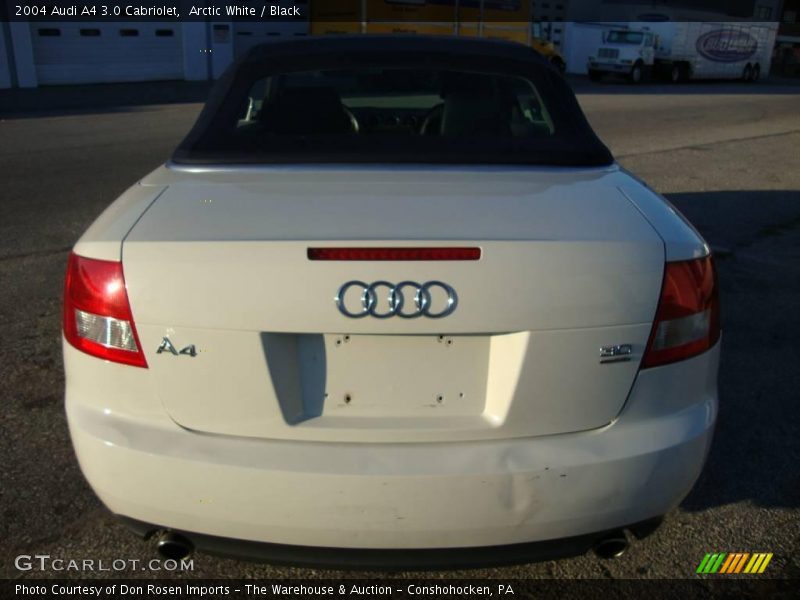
[[696, 30, 758, 62]]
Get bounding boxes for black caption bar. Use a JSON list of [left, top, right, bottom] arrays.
[[7, 1, 307, 22], [4, 579, 798, 600], [4, 0, 781, 22]]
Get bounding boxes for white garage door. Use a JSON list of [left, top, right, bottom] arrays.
[[233, 22, 308, 58], [31, 22, 182, 85]]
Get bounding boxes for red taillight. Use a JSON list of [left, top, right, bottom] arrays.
[[63, 252, 147, 368], [642, 255, 720, 369], [307, 247, 482, 261]]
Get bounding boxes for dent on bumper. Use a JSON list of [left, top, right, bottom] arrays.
[[66, 343, 718, 550], [119, 514, 662, 569]]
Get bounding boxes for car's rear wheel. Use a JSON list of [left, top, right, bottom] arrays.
[[588, 69, 603, 82], [742, 63, 753, 82], [752, 63, 761, 82]]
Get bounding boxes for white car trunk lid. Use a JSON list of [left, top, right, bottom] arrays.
[[123, 167, 664, 442]]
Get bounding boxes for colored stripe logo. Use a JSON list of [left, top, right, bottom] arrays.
[[696, 552, 773, 574]]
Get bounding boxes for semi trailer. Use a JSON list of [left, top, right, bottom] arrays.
[[587, 22, 779, 83]]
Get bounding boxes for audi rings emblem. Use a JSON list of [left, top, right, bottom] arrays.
[[336, 281, 458, 319]]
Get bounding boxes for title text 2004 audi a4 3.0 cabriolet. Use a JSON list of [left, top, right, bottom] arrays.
[[63, 36, 719, 568]]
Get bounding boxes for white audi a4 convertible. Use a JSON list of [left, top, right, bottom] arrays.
[[63, 36, 719, 568]]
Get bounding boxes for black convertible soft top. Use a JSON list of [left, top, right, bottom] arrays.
[[173, 36, 614, 167]]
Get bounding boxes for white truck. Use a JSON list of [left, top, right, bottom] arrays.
[[587, 22, 779, 83]]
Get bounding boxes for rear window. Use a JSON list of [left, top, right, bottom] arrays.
[[174, 47, 612, 166], [238, 68, 555, 137]]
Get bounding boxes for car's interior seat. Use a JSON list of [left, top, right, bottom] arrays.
[[420, 103, 444, 136], [260, 87, 358, 135], [439, 90, 512, 137]]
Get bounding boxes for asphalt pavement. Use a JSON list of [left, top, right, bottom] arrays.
[[0, 78, 798, 580]]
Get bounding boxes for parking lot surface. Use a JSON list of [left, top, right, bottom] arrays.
[[0, 79, 798, 579]]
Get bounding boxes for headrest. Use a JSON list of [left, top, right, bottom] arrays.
[[440, 91, 510, 137], [262, 87, 355, 135]]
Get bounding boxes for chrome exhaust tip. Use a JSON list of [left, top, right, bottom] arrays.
[[156, 531, 194, 561], [594, 530, 629, 559]]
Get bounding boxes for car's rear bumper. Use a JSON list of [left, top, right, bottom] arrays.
[[65, 340, 718, 554], [119, 515, 662, 570]]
